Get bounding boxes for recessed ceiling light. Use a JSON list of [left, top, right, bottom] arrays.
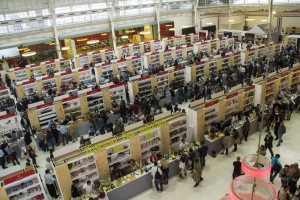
[[22, 52, 36, 57], [87, 40, 99, 45]]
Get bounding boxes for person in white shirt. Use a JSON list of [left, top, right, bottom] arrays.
[[179, 139, 189, 151], [83, 180, 94, 194], [44, 170, 59, 199], [46, 157, 54, 171], [150, 162, 163, 192]]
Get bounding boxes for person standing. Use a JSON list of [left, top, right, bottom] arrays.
[[44, 169, 59, 199], [0, 149, 7, 169], [59, 122, 69, 146], [198, 141, 208, 167], [179, 138, 189, 151], [151, 161, 163, 192], [223, 128, 232, 155], [161, 158, 169, 185], [278, 185, 290, 200], [279, 165, 290, 187], [188, 148, 196, 171], [264, 132, 274, 157], [270, 154, 282, 182], [242, 116, 250, 141], [179, 156, 187, 179], [192, 159, 203, 187], [20, 114, 31, 134], [232, 129, 240, 152], [277, 121, 286, 146], [83, 180, 94, 194], [27, 144, 39, 168], [51, 124, 60, 146], [36, 130, 46, 151], [232, 156, 242, 179]]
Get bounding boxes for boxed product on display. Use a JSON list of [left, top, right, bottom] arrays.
[[224, 92, 239, 122], [107, 141, 131, 169], [87, 88, 104, 112], [36, 102, 58, 129], [169, 117, 188, 146], [204, 100, 219, 131], [138, 76, 152, 99], [243, 85, 255, 112], [140, 129, 161, 160]]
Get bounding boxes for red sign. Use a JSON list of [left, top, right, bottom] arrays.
[[78, 68, 89, 72], [222, 55, 230, 59], [0, 113, 16, 120], [60, 58, 68, 61], [62, 95, 78, 103], [132, 56, 141, 60], [36, 102, 53, 110], [267, 77, 277, 83], [4, 170, 34, 185], [154, 40, 160, 42], [205, 100, 219, 108], [109, 83, 123, 89], [258, 46, 265, 49], [157, 71, 168, 76], [196, 61, 205, 65], [29, 64, 40, 68], [79, 54, 87, 57], [122, 46, 129, 49], [102, 62, 112, 67], [226, 92, 238, 100], [234, 52, 241, 55], [105, 49, 113, 52], [293, 66, 300, 72], [92, 52, 100, 55], [151, 52, 159, 55], [117, 59, 126, 63], [244, 85, 255, 92], [0, 86, 7, 91], [45, 61, 54, 64], [139, 75, 151, 81], [187, 44, 193, 48], [280, 71, 289, 77], [87, 88, 102, 95], [42, 75, 55, 80], [14, 67, 25, 71], [176, 47, 182, 50], [22, 80, 35, 85], [61, 71, 72, 76], [201, 42, 208, 45], [174, 66, 185, 72], [164, 49, 171, 52]]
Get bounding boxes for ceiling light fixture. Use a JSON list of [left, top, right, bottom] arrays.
[[121, 35, 129, 39], [228, 19, 234, 22], [87, 40, 99, 45], [206, 22, 213, 25], [77, 38, 88, 42], [182, 25, 192, 28], [62, 47, 69, 50], [22, 52, 36, 57], [166, 24, 173, 27], [261, 19, 268, 22], [140, 31, 150, 35], [169, 28, 175, 31], [272, 10, 276, 14], [101, 33, 107, 36], [246, 18, 255, 21]]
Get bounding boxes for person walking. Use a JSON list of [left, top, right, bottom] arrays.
[[198, 141, 208, 167], [232, 156, 242, 179], [45, 128, 55, 150], [44, 169, 59, 199], [242, 116, 250, 141], [270, 154, 282, 182], [151, 161, 163, 192], [27, 145, 39, 168], [179, 156, 187, 179], [277, 121, 286, 146], [192, 159, 203, 187], [264, 132, 274, 158], [188, 148, 196, 171]]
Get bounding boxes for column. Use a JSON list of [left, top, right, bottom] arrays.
[[110, 6, 118, 58], [155, 1, 161, 40], [194, 0, 200, 32], [49, 0, 62, 59]]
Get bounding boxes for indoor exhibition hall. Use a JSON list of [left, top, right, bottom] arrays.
[[0, 0, 300, 199]]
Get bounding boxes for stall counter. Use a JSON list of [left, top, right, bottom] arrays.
[[205, 119, 258, 156], [107, 159, 180, 200]]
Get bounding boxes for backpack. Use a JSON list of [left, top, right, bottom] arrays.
[[155, 168, 162, 180]]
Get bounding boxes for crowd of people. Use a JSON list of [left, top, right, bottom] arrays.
[[1, 33, 300, 199]]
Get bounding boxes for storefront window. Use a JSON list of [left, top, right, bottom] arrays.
[[91, 12, 108, 20], [72, 15, 91, 23], [5, 12, 28, 20], [56, 17, 73, 25], [55, 6, 71, 14], [160, 22, 175, 38], [140, 7, 155, 14], [92, 3, 107, 9], [0, 15, 4, 21], [42, 9, 50, 16], [72, 4, 89, 12], [0, 26, 8, 34]]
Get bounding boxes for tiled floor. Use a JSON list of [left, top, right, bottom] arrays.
[[8, 105, 300, 200]]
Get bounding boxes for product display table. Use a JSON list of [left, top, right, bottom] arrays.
[[107, 159, 180, 200], [204, 119, 258, 156]]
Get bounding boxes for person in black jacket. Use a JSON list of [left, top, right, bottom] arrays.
[[198, 141, 208, 167], [23, 131, 32, 146], [264, 132, 274, 157]]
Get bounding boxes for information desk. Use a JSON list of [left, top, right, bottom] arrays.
[[107, 159, 180, 200], [204, 119, 258, 156]]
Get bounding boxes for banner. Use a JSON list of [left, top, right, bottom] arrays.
[[85, 119, 166, 154]]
